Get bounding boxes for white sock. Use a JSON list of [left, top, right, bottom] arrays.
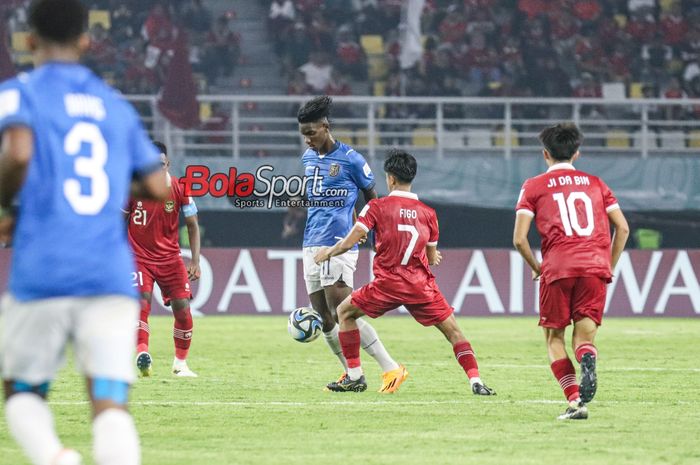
[[469, 376, 482, 388], [323, 325, 348, 371], [5, 393, 64, 465], [93, 409, 140, 465], [347, 366, 363, 380], [357, 318, 399, 372]]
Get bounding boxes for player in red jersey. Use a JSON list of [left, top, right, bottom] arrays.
[[126, 141, 201, 378], [314, 150, 495, 395], [513, 123, 629, 420]]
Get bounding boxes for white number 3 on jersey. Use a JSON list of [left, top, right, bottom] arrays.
[[63, 122, 110, 215]]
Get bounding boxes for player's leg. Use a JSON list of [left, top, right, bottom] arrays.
[[75, 296, 140, 465], [325, 295, 368, 392], [1, 295, 82, 465], [540, 278, 587, 420], [570, 276, 606, 403], [134, 261, 155, 377], [433, 314, 495, 395], [170, 297, 196, 377], [322, 251, 401, 377]]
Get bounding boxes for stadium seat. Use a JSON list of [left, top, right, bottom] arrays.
[[688, 130, 700, 148], [200, 102, 212, 120], [602, 82, 626, 100], [11, 32, 30, 52], [412, 127, 436, 147], [493, 129, 520, 147], [89, 10, 111, 29], [629, 82, 644, 98], [660, 0, 675, 12], [659, 131, 686, 149], [368, 56, 388, 80], [355, 129, 380, 147], [613, 14, 627, 27], [466, 129, 493, 148], [606, 130, 631, 148], [333, 127, 354, 144], [360, 35, 384, 55], [632, 130, 658, 149], [441, 131, 465, 149]]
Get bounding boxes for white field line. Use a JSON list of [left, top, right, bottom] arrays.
[[389, 362, 700, 373], [48, 399, 698, 407]]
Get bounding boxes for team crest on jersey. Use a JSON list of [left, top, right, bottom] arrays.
[[164, 200, 175, 213], [329, 163, 340, 177]]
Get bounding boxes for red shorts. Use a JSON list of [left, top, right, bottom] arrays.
[[134, 259, 192, 306], [539, 276, 607, 329], [351, 281, 453, 327]]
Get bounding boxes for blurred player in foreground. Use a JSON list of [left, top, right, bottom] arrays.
[[513, 123, 629, 420], [126, 141, 201, 378], [0, 0, 168, 464], [298, 96, 406, 392], [314, 150, 495, 395]]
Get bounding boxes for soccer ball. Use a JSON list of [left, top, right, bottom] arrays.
[[287, 307, 323, 343]]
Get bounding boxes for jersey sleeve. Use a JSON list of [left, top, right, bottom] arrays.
[[356, 199, 378, 233], [427, 209, 439, 246], [0, 80, 32, 133], [180, 194, 198, 218], [347, 149, 375, 191], [515, 178, 536, 217], [127, 105, 161, 178], [599, 178, 620, 213]]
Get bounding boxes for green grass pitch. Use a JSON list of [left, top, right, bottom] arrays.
[[1, 316, 698, 465]]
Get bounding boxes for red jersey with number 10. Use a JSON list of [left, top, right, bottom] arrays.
[[515, 163, 620, 283], [127, 175, 192, 264], [356, 190, 440, 303]]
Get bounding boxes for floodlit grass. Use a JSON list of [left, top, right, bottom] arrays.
[[1, 316, 698, 465]]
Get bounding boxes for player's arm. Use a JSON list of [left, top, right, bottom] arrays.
[[313, 224, 366, 264], [426, 245, 443, 266], [608, 208, 630, 271], [0, 126, 33, 244], [513, 212, 541, 280], [361, 186, 378, 202], [184, 213, 201, 281]]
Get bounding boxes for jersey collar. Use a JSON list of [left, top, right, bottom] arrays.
[[166, 172, 172, 187], [315, 140, 341, 159], [547, 162, 575, 172], [389, 190, 418, 200]]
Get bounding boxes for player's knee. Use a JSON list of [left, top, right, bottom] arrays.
[[91, 378, 129, 406], [5, 380, 50, 399], [170, 299, 190, 312]]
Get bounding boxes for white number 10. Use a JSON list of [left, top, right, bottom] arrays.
[[397, 224, 419, 265], [552, 192, 594, 237]]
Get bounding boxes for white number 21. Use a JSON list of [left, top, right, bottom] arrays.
[[552, 192, 594, 237], [63, 122, 109, 215], [397, 224, 419, 265]]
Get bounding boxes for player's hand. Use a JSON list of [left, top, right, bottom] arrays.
[[357, 232, 367, 245], [187, 262, 201, 281], [314, 247, 331, 265], [0, 214, 15, 247], [531, 264, 541, 281], [431, 250, 443, 266]]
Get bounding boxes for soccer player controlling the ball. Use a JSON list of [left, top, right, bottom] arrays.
[[0, 0, 168, 463], [314, 149, 495, 395], [126, 141, 201, 378], [298, 96, 406, 392], [513, 123, 629, 420]]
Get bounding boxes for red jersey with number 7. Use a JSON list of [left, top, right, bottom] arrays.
[[356, 190, 440, 303], [515, 163, 620, 283]]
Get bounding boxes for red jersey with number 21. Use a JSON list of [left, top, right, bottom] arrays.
[[356, 190, 440, 303], [515, 163, 620, 283]]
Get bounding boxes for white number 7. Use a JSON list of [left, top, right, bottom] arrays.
[[397, 224, 419, 265]]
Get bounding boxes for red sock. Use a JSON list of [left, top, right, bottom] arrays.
[[453, 341, 480, 379], [136, 298, 151, 354], [173, 307, 193, 360], [551, 358, 579, 401], [575, 343, 598, 363], [338, 329, 361, 368]]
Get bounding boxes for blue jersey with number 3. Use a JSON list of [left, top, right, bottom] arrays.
[[0, 63, 161, 301]]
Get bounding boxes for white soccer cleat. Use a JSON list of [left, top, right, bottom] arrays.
[[54, 448, 82, 465], [172, 359, 198, 377]]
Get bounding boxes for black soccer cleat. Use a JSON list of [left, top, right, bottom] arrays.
[[557, 401, 588, 420], [579, 353, 597, 403], [326, 374, 368, 393], [136, 351, 152, 377], [472, 382, 496, 396]]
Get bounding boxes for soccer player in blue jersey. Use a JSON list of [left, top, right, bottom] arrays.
[[298, 96, 407, 393], [0, 1, 168, 464]]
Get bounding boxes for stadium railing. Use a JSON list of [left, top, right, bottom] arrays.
[[126, 95, 700, 159]]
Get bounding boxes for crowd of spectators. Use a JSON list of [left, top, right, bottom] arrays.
[[271, 0, 700, 120], [5, 0, 241, 95]]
